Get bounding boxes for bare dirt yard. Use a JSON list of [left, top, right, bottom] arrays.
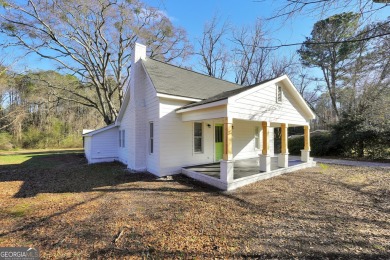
[[0, 151, 389, 259]]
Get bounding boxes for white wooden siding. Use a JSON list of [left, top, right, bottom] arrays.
[[144, 70, 160, 175], [86, 127, 119, 163], [181, 105, 227, 121], [117, 93, 131, 166], [84, 136, 92, 162], [117, 59, 160, 174], [229, 83, 308, 125], [159, 98, 214, 175], [232, 119, 276, 159], [232, 119, 262, 160]]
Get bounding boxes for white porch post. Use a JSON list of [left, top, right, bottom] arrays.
[[220, 117, 233, 183], [301, 125, 311, 162], [278, 123, 289, 168], [260, 121, 271, 172]]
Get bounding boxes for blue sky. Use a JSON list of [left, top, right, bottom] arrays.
[[4, 0, 389, 78], [143, 0, 389, 81], [145, 0, 389, 42], [145, 0, 315, 56], [142, 0, 318, 80], [4, 0, 316, 73]]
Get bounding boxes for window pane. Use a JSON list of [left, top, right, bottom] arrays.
[[194, 122, 202, 136], [194, 122, 203, 152], [122, 130, 125, 147], [150, 122, 153, 154], [215, 126, 223, 142], [194, 137, 202, 152], [277, 85, 282, 102]]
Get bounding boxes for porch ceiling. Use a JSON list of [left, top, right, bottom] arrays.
[[232, 118, 307, 127]]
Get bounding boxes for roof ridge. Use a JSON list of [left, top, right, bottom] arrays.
[[245, 76, 281, 88], [147, 58, 241, 88]]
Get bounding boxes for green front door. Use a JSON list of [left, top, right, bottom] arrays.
[[215, 124, 224, 161]]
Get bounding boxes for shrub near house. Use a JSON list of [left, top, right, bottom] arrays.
[[289, 122, 390, 159], [289, 130, 334, 157]]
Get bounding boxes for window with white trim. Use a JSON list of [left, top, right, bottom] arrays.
[[276, 84, 282, 103], [255, 126, 260, 149], [149, 122, 154, 154], [119, 130, 122, 147], [122, 130, 125, 147], [194, 122, 203, 153]]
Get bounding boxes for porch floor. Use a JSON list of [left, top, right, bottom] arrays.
[[183, 156, 304, 180]]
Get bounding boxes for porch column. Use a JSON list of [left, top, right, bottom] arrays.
[[223, 117, 233, 161], [262, 121, 269, 156], [220, 117, 233, 183], [260, 121, 271, 172], [301, 125, 311, 162], [278, 123, 289, 168]]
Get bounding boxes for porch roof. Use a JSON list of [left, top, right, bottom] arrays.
[[82, 124, 117, 137], [176, 75, 316, 120], [177, 77, 277, 110]]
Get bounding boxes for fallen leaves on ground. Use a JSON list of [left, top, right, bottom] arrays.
[[0, 152, 389, 259]]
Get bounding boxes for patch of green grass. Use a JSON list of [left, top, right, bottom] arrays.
[[35, 193, 73, 202], [344, 174, 367, 184], [4, 203, 32, 217], [0, 154, 32, 165], [373, 244, 386, 251], [319, 163, 329, 172], [0, 149, 84, 169]]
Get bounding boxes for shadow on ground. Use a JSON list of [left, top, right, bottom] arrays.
[[1, 152, 389, 259], [0, 152, 214, 198]]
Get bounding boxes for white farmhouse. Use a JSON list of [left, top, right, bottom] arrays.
[[83, 43, 316, 190]]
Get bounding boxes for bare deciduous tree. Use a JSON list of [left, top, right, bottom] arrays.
[[293, 69, 322, 109], [341, 19, 390, 121], [1, 69, 104, 149], [197, 15, 230, 79], [267, 0, 389, 21], [0, 0, 192, 125], [232, 19, 271, 86], [232, 19, 295, 86]]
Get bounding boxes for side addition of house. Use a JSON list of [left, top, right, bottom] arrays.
[[83, 43, 316, 191]]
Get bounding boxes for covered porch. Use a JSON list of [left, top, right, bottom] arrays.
[[181, 118, 316, 191], [176, 76, 317, 190], [183, 156, 305, 179], [182, 156, 316, 191]]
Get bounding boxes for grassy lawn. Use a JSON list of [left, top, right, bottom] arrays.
[[0, 150, 389, 259]]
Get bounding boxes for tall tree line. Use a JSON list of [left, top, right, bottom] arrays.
[[0, 69, 103, 149], [0, 0, 388, 155], [299, 13, 389, 128], [0, 0, 192, 125], [197, 16, 296, 86]]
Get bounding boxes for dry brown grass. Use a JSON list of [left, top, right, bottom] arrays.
[[0, 151, 389, 259]]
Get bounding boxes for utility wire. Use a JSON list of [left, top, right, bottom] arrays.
[[230, 31, 390, 50]]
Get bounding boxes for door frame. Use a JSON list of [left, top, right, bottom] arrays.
[[214, 123, 224, 162]]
